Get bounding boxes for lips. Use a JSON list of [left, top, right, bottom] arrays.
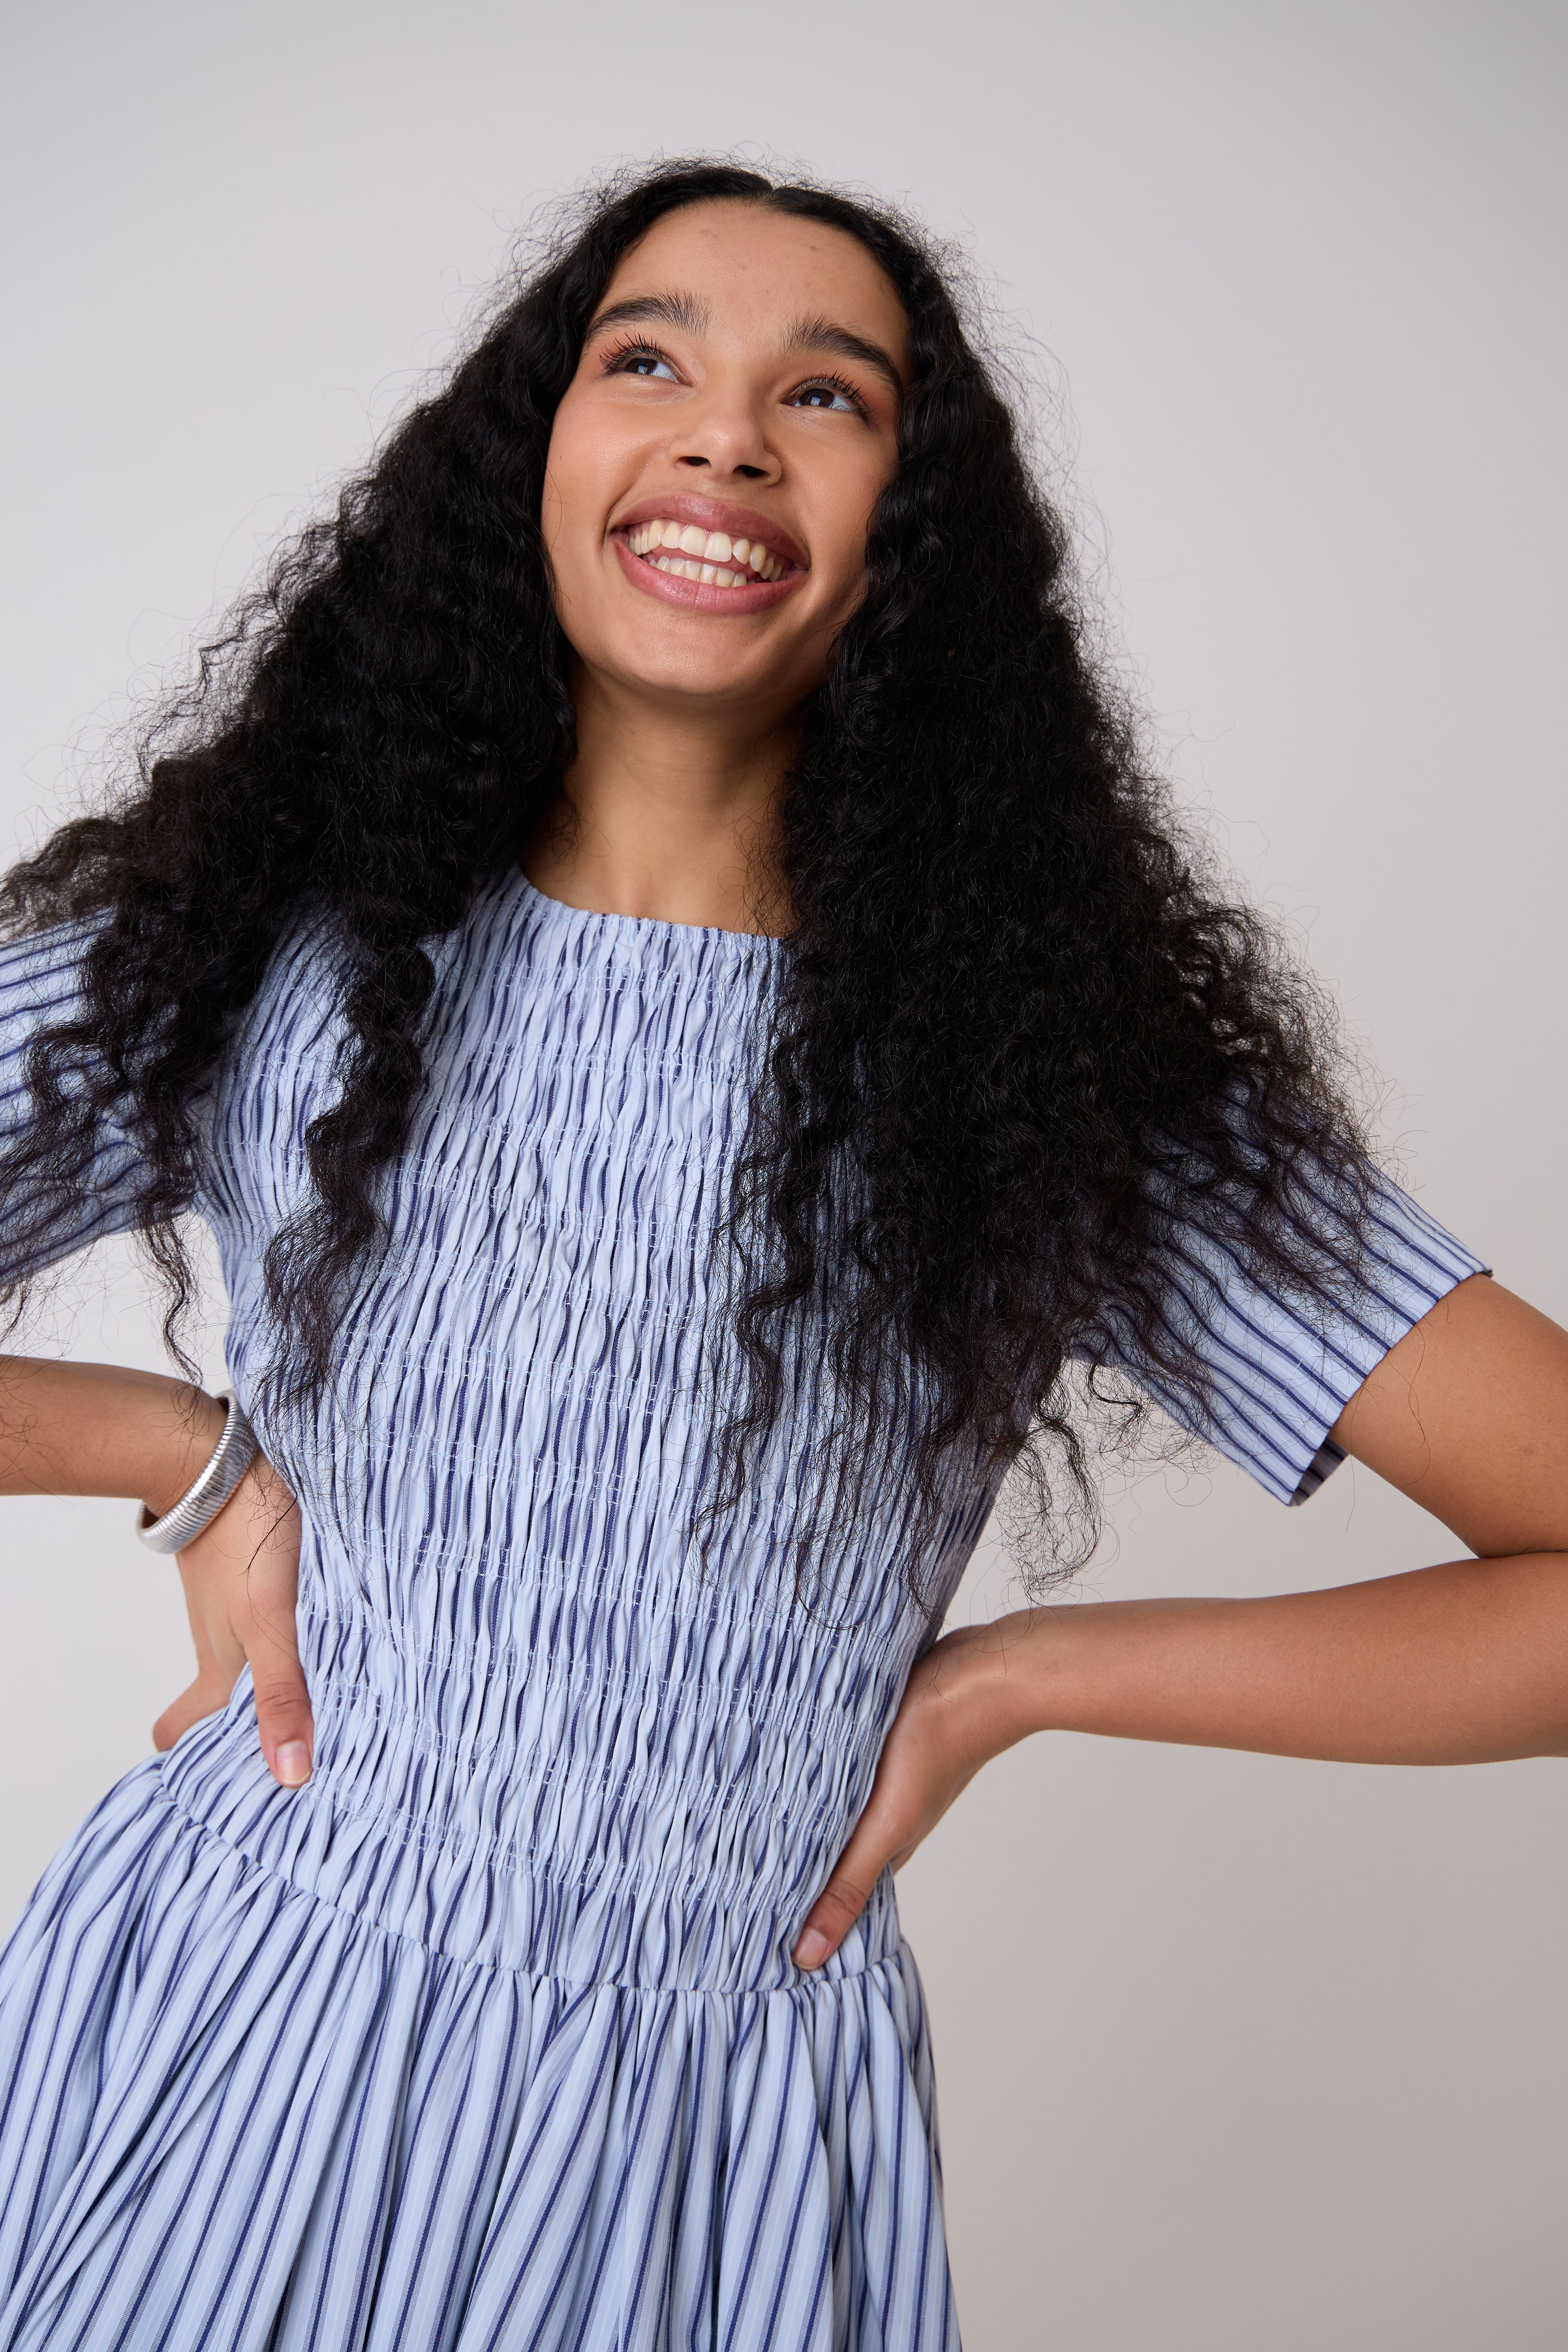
[[626, 519, 789, 585], [611, 492, 806, 571], [609, 491, 807, 615]]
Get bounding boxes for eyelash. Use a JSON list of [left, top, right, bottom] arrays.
[[600, 335, 676, 378], [792, 370, 870, 419], [598, 336, 870, 419]]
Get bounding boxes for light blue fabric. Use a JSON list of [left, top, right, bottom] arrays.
[[0, 868, 1484, 2349]]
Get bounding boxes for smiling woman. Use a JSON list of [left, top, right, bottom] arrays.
[[534, 199, 913, 937], [0, 159, 1563, 2352]]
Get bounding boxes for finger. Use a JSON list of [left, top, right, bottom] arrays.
[[183, 1605, 247, 1694], [792, 1807, 896, 1972], [243, 1600, 314, 1791], [152, 1671, 230, 1754]]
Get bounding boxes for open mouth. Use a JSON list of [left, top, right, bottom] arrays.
[[609, 500, 808, 611], [622, 518, 795, 589]]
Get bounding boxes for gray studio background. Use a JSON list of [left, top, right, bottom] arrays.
[[2, 4, 1563, 2345]]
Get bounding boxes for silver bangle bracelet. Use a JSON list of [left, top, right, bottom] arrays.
[[135, 1390, 260, 1555]]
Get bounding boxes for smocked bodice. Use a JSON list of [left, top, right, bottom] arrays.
[[162, 870, 993, 1993]]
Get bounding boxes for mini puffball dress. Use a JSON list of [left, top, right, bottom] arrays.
[[0, 868, 1482, 2350]]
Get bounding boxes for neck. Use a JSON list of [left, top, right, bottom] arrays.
[[525, 668, 794, 937]]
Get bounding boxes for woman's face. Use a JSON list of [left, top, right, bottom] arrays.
[[542, 200, 910, 725]]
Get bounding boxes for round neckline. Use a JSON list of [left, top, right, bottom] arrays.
[[513, 866, 785, 955]]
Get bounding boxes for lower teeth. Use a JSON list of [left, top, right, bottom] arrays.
[[642, 554, 754, 588]]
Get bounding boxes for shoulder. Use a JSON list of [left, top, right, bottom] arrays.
[[233, 906, 348, 1067], [0, 912, 111, 1033], [208, 881, 509, 1120]]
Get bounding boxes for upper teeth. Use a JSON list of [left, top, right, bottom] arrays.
[[625, 520, 789, 583]]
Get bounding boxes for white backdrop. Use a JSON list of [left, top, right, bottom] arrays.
[[2, 3, 1564, 2344]]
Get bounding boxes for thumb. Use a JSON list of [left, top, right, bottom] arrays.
[[245, 1607, 314, 1791], [793, 1806, 894, 1973]]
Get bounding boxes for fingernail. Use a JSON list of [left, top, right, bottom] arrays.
[[275, 1741, 311, 1788], [794, 1928, 829, 1971]]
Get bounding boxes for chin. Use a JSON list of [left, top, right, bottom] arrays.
[[593, 631, 793, 707], [628, 659, 781, 706]]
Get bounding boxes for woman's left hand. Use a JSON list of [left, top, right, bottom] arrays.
[[792, 1618, 1025, 1971]]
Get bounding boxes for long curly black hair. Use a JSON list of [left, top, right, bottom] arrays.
[[0, 159, 1374, 1585]]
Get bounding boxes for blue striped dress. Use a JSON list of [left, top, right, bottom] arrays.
[[0, 867, 1484, 2350]]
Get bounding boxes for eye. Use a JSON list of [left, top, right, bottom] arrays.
[[786, 375, 867, 417], [602, 337, 680, 382]]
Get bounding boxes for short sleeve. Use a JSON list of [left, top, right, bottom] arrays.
[[1133, 1172, 1489, 1506], [0, 918, 151, 1285]]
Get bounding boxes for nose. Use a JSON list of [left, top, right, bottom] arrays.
[[666, 381, 780, 486]]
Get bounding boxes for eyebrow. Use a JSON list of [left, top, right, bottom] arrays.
[[781, 315, 906, 399], [584, 292, 906, 400], [586, 291, 711, 338]]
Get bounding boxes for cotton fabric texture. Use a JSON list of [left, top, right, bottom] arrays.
[[0, 870, 1484, 2350]]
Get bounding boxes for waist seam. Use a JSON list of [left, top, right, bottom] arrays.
[[154, 1761, 895, 2000]]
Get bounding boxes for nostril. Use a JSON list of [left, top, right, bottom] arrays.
[[676, 455, 710, 469], [736, 465, 766, 479]]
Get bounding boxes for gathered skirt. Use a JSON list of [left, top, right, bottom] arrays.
[[0, 1748, 958, 2352]]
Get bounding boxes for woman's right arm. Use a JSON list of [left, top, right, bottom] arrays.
[[1, 1356, 313, 1787], [0, 1356, 228, 1513]]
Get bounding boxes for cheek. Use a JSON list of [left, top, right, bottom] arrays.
[[809, 487, 886, 620], [540, 397, 615, 568], [806, 437, 896, 594]]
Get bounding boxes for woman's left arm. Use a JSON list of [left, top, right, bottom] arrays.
[[794, 1274, 1568, 1970]]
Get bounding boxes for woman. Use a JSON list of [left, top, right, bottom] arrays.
[[0, 159, 1562, 2351]]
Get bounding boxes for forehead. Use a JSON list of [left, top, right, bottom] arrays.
[[596, 200, 910, 363]]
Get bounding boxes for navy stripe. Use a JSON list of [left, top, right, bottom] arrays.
[[0, 879, 1482, 2345]]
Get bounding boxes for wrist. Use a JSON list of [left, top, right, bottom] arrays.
[[140, 1384, 228, 1519], [957, 1604, 1097, 1750]]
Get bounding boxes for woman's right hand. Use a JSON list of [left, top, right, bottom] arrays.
[[151, 1452, 313, 1787]]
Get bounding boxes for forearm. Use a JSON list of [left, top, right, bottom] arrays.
[[0, 1356, 225, 1518], [977, 1554, 1568, 1767]]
